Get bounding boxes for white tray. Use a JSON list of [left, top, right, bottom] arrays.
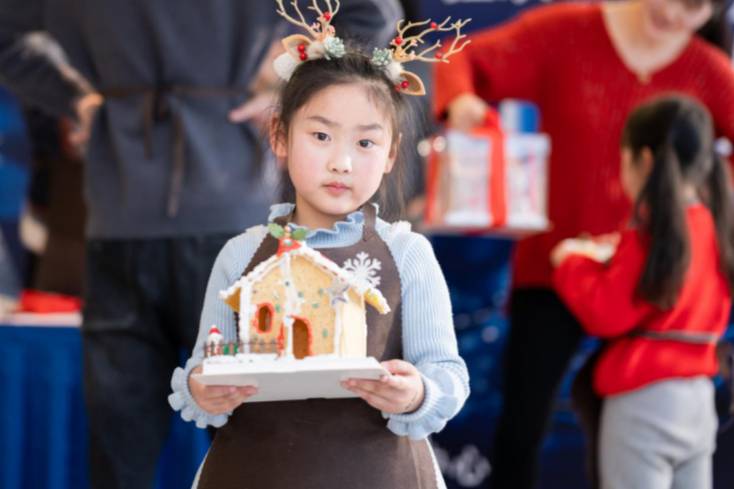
[[191, 356, 388, 403]]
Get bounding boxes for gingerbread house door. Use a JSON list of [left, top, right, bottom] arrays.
[[291, 317, 312, 359]]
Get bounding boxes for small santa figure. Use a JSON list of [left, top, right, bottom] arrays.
[[206, 325, 224, 357]]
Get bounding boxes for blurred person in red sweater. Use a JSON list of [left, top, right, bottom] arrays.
[[552, 94, 734, 489], [434, 1, 734, 488]]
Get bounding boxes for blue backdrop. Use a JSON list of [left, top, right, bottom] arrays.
[[0, 324, 210, 489]]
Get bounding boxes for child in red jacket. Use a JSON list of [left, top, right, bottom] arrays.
[[552, 94, 734, 489]]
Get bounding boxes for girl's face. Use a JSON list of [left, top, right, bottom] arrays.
[[275, 82, 397, 228], [620, 146, 653, 201], [639, 0, 713, 42]]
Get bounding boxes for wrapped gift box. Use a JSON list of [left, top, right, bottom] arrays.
[[424, 121, 550, 236]]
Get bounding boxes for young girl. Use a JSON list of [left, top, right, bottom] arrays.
[[551, 95, 734, 489], [168, 5, 470, 488]]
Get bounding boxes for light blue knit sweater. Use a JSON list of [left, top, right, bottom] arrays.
[[169, 203, 469, 440]]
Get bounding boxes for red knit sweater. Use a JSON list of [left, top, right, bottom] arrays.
[[553, 205, 731, 396], [433, 3, 734, 288]]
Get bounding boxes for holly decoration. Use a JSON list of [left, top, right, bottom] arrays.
[[268, 223, 285, 239], [272, 223, 309, 256], [291, 228, 308, 241]]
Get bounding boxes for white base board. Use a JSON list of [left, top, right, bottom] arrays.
[[191, 356, 388, 403]]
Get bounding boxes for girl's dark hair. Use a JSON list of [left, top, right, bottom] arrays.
[[271, 49, 415, 221], [696, 0, 733, 55], [622, 94, 734, 308]]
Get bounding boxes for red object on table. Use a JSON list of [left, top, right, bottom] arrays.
[[18, 289, 82, 313]]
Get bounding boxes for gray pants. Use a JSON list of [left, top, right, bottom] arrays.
[[599, 377, 717, 489]]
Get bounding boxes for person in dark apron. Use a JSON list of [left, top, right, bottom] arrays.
[[552, 95, 734, 489], [170, 7, 471, 488]]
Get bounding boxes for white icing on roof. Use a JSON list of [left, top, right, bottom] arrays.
[[219, 242, 390, 314]]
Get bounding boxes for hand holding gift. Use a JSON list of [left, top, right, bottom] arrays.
[[551, 233, 620, 267]]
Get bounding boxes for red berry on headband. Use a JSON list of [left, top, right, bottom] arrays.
[[435, 52, 443, 59], [394, 37, 403, 46], [299, 52, 308, 61], [431, 22, 438, 29], [400, 80, 409, 89], [323, 12, 332, 21], [297, 44, 306, 52]]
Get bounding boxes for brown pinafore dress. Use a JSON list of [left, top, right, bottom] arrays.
[[197, 205, 438, 489]]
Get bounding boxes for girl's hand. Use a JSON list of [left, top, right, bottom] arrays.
[[551, 239, 578, 267], [551, 237, 618, 267], [188, 366, 258, 415], [593, 232, 621, 248], [447, 93, 488, 132], [341, 359, 425, 414], [228, 89, 277, 128]]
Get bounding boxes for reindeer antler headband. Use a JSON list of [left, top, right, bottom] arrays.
[[272, 0, 471, 97], [373, 17, 471, 96], [272, 0, 346, 81]]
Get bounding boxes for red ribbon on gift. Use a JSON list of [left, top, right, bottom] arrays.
[[425, 110, 507, 229]]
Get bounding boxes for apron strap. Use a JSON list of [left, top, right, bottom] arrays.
[[100, 85, 251, 216], [273, 214, 290, 227], [361, 203, 377, 242]]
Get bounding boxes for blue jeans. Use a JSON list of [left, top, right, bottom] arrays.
[[81, 234, 232, 489]]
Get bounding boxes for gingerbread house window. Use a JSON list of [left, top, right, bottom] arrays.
[[255, 303, 274, 333]]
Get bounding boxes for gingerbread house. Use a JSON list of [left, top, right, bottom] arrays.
[[215, 225, 390, 360]]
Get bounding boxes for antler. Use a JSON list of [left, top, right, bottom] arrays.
[[275, 0, 339, 40], [391, 17, 471, 64], [307, 0, 340, 21]]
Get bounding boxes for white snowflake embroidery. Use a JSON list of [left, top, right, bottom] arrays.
[[342, 252, 382, 288]]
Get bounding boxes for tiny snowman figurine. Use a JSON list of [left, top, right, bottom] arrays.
[[205, 325, 224, 357]]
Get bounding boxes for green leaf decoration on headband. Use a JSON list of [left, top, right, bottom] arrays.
[[323, 36, 345, 60], [291, 228, 308, 241], [268, 223, 285, 239], [371, 47, 392, 68]]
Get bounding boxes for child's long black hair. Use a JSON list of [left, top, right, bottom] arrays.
[[622, 95, 734, 309]]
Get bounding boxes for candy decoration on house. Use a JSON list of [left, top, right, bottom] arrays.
[[217, 225, 390, 360], [206, 325, 224, 357], [268, 222, 307, 256]]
